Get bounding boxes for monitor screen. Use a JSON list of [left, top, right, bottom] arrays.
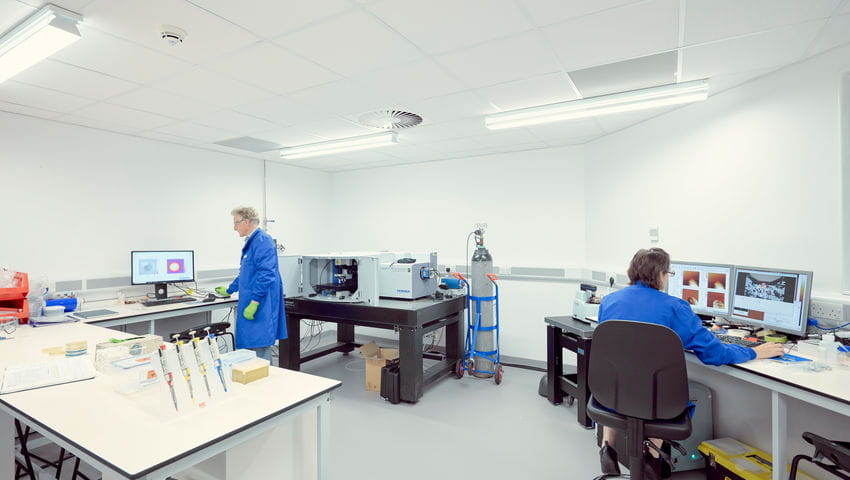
[[667, 261, 733, 317], [730, 266, 812, 337], [131, 250, 195, 285]]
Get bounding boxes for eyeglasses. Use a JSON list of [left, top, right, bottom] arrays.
[[233, 218, 246, 226], [666, 271, 676, 276]]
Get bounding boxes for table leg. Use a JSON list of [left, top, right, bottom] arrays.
[[445, 312, 463, 360], [336, 323, 354, 344], [398, 326, 424, 402], [547, 325, 564, 405], [576, 338, 592, 428], [771, 391, 787, 480], [279, 315, 302, 370], [0, 410, 13, 480], [317, 394, 331, 480]]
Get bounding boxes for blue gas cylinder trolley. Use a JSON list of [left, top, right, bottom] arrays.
[[452, 272, 503, 384]]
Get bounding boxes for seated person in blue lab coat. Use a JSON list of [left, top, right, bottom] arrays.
[[596, 247, 784, 479], [215, 206, 287, 363]]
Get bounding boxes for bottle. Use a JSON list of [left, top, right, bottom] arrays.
[[819, 333, 839, 365]]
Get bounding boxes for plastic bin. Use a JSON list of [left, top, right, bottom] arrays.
[[0, 272, 28, 301]]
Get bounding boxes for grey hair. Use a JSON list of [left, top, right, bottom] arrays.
[[230, 206, 260, 226]]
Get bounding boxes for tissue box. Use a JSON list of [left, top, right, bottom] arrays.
[[232, 358, 269, 384]]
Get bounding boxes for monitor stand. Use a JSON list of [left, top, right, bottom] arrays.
[[154, 283, 168, 299]]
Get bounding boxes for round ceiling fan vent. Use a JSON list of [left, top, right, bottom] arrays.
[[357, 110, 423, 129]]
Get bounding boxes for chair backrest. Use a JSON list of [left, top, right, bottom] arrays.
[[588, 320, 689, 420]]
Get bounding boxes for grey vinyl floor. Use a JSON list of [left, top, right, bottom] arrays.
[[21, 349, 707, 480]]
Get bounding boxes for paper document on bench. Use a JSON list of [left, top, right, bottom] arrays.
[[1, 356, 96, 394]]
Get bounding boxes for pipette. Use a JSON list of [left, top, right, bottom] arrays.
[[205, 327, 228, 392], [157, 345, 179, 411], [171, 334, 196, 404], [189, 330, 213, 398]]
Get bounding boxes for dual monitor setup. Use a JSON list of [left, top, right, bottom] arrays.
[[131, 250, 195, 299], [666, 261, 812, 337]]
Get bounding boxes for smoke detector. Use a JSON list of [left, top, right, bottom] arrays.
[[160, 25, 186, 46], [357, 110, 423, 129]]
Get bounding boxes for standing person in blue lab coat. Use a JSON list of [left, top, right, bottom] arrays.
[[215, 206, 287, 363], [595, 247, 784, 479]]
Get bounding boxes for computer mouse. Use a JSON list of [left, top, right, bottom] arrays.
[[397, 258, 416, 263]]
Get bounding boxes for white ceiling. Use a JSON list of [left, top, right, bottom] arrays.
[[1, 0, 849, 172]]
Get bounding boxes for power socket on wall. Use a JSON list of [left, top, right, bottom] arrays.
[[809, 300, 843, 322]]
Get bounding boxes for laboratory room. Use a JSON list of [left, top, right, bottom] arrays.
[[2, 1, 850, 480]]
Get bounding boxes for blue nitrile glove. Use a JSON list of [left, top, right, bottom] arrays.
[[215, 286, 231, 297], [243, 301, 259, 320]]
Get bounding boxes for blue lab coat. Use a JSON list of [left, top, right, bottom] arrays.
[[598, 282, 755, 365], [227, 228, 288, 349]]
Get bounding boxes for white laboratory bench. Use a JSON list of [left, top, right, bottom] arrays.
[[0, 321, 341, 480]]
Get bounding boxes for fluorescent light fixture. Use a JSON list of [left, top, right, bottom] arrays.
[[485, 79, 709, 130], [0, 4, 83, 84], [280, 132, 397, 160]]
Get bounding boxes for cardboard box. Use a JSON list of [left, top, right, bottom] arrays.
[[232, 358, 270, 384], [359, 341, 399, 392]]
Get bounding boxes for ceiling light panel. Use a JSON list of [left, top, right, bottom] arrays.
[[0, 4, 82, 83], [280, 132, 397, 159]]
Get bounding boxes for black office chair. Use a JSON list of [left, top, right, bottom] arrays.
[[586, 320, 693, 480], [789, 432, 850, 480]]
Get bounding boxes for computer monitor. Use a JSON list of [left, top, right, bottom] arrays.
[[666, 261, 734, 318], [131, 250, 195, 299], [729, 266, 812, 337]]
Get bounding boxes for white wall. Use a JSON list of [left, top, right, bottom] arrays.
[[327, 147, 587, 359], [0, 112, 331, 289], [585, 44, 850, 295]]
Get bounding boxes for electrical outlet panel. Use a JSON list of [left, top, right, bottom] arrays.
[[809, 300, 843, 322]]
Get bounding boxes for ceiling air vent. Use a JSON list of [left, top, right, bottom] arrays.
[[358, 110, 423, 129]]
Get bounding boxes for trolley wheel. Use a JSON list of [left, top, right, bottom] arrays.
[[494, 364, 504, 385], [566, 395, 575, 406], [454, 359, 464, 379], [466, 359, 474, 375]]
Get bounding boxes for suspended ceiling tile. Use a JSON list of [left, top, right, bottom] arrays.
[[253, 125, 326, 147], [107, 87, 219, 120], [133, 130, 200, 146], [234, 95, 332, 125], [0, 82, 94, 113], [479, 72, 579, 111], [428, 137, 487, 155], [286, 79, 389, 118], [681, 20, 825, 79], [591, 106, 679, 133], [79, 0, 260, 63], [152, 67, 273, 109], [434, 31, 561, 89], [807, 14, 850, 56], [297, 117, 378, 140], [352, 58, 466, 104], [13, 60, 138, 100], [523, 117, 604, 141], [206, 42, 340, 96], [189, 109, 276, 134], [470, 129, 548, 149], [0, 100, 64, 120], [52, 113, 140, 133], [542, 0, 679, 71], [16, 0, 93, 11], [188, 0, 353, 39], [0, 2, 37, 35], [683, 0, 840, 46], [403, 90, 497, 123], [367, 0, 532, 55], [274, 10, 422, 76], [51, 26, 193, 84], [568, 51, 677, 98], [72, 102, 176, 130], [401, 118, 490, 144], [697, 67, 777, 95], [518, 0, 645, 28], [152, 121, 235, 143]]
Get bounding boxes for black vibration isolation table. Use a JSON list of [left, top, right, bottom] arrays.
[[280, 295, 466, 403], [545, 315, 596, 428]]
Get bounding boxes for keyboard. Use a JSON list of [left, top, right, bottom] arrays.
[[716, 334, 765, 347], [140, 296, 197, 307]]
